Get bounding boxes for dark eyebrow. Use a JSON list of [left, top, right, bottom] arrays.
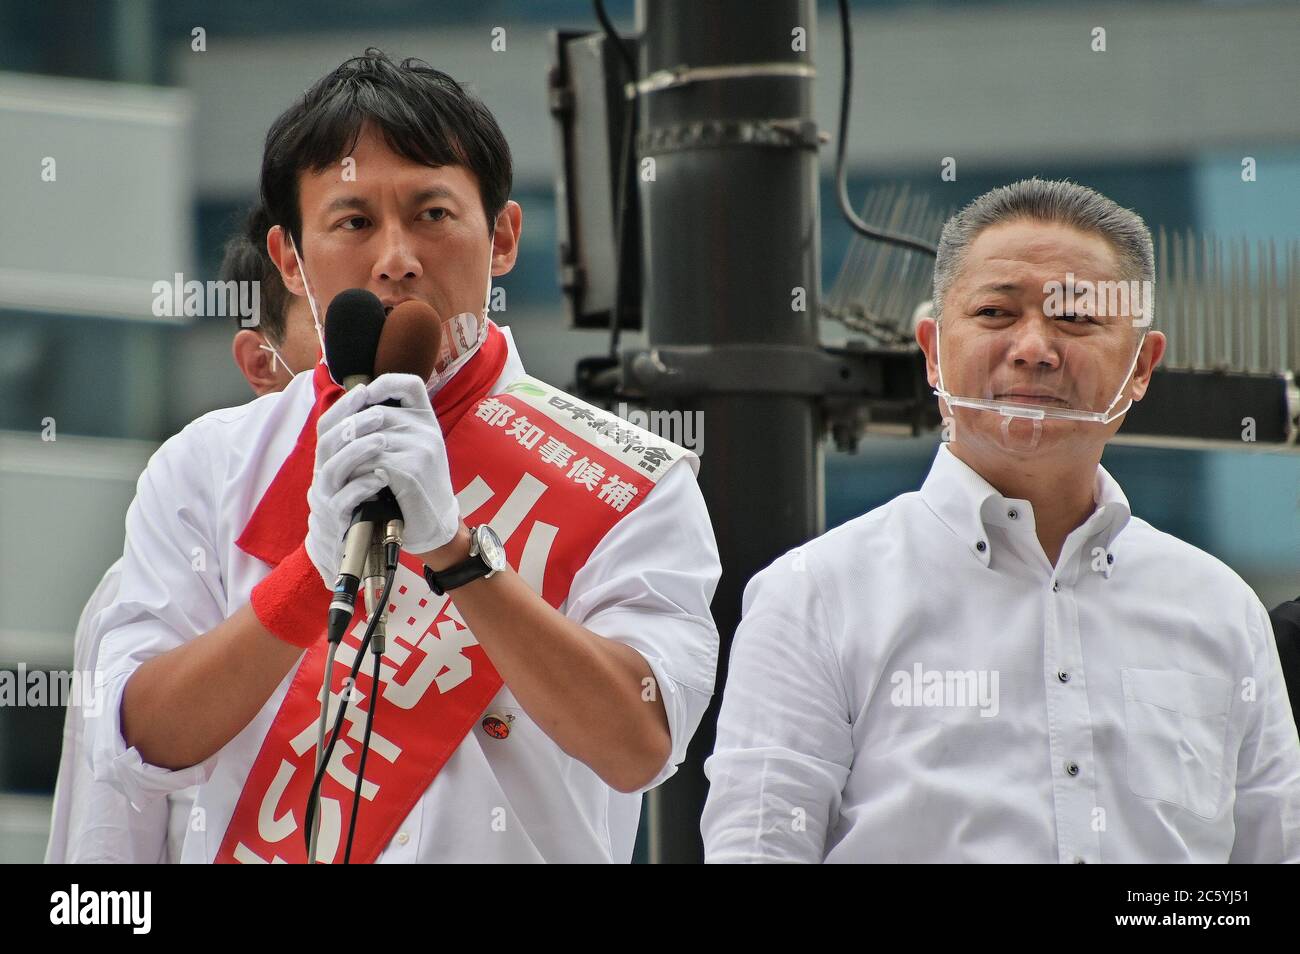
[[322, 186, 458, 215], [323, 195, 372, 215], [409, 186, 457, 206], [969, 282, 1022, 295]]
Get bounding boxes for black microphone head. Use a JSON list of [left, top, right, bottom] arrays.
[[324, 288, 386, 385]]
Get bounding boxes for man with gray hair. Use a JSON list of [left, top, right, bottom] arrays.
[[702, 177, 1300, 863]]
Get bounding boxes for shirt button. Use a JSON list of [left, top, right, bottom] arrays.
[[1065, 760, 1080, 777], [1052, 581, 1060, 592], [396, 831, 410, 846], [1107, 553, 1115, 564], [1007, 509, 1019, 520], [1074, 857, 1087, 864], [1057, 670, 1070, 683], [976, 540, 987, 552]]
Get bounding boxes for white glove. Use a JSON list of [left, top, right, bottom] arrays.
[[305, 373, 461, 586]]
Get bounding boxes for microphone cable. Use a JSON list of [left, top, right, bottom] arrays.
[[344, 645, 384, 864], [304, 553, 398, 862]]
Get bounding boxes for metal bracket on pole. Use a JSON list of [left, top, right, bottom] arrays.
[[620, 343, 878, 396], [612, 342, 941, 450], [639, 117, 826, 154], [627, 62, 815, 99]]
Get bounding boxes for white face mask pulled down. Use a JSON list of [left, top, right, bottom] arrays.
[[288, 231, 494, 395]]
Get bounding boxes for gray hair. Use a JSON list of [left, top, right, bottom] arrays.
[[932, 177, 1155, 326]]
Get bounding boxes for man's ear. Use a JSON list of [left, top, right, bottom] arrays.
[[266, 224, 307, 298], [232, 329, 282, 397], [1128, 329, 1166, 402], [916, 316, 941, 390], [489, 200, 523, 278]]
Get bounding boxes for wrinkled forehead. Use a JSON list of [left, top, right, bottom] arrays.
[[954, 220, 1124, 295]]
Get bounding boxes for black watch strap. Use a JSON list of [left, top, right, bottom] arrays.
[[423, 553, 491, 596]]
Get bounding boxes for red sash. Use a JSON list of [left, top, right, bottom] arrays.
[[216, 327, 687, 862]]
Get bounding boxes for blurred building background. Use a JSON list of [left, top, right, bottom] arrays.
[[1, 0, 1298, 860]]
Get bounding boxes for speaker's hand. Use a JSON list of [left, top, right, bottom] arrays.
[[309, 374, 460, 580]]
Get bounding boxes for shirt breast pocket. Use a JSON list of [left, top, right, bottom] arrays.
[[1121, 667, 1233, 819]]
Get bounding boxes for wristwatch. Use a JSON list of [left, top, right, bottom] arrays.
[[423, 525, 507, 595]]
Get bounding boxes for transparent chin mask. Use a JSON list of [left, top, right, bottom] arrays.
[[931, 317, 1148, 451]]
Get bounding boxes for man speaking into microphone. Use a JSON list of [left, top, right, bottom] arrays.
[[87, 49, 721, 863]]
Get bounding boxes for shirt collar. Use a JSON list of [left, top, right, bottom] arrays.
[[492, 321, 526, 392], [920, 443, 1132, 574]]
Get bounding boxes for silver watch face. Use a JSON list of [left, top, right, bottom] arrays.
[[474, 525, 507, 572]]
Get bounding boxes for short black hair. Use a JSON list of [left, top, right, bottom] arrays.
[[260, 48, 513, 254], [220, 203, 290, 342]]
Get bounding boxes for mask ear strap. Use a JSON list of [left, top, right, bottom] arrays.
[[484, 227, 496, 320], [933, 319, 952, 396], [259, 343, 294, 377], [1102, 329, 1148, 416], [288, 232, 326, 354]]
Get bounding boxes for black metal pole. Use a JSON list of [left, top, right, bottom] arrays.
[[635, 0, 823, 862]]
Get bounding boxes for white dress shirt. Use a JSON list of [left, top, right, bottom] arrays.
[[88, 322, 720, 863], [45, 560, 197, 864], [702, 442, 1300, 863], [45, 559, 164, 863]]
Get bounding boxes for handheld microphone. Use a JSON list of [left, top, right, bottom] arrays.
[[322, 290, 443, 643]]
